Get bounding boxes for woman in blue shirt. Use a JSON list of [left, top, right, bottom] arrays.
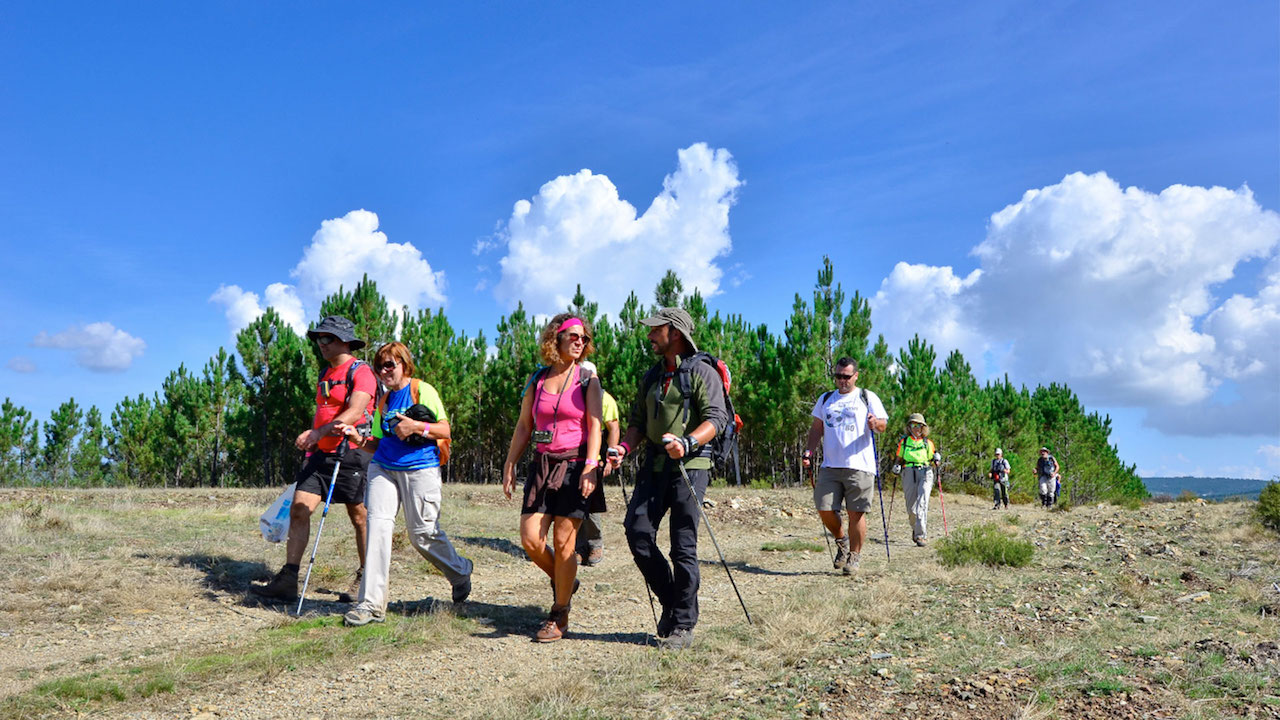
[[338, 342, 473, 626]]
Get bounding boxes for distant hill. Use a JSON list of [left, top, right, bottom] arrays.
[[1142, 476, 1273, 501]]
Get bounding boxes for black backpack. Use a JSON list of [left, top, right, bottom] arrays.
[[642, 352, 743, 481]]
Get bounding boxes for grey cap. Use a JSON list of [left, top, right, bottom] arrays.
[[639, 307, 698, 352], [907, 412, 927, 426], [1040, 446, 1050, 452], [307, 316, 365, 351], [995, 448, 1003, 455]]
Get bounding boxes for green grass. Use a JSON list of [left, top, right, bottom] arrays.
[[761, 540, 824, 552], [935, 523, 1034, 568]]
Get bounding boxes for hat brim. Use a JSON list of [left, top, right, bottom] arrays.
[[638, 316, 668, 327]]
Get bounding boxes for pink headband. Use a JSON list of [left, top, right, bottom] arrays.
[[557, 317, 585, 334]]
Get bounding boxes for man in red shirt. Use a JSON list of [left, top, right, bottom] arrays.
[[256, 316, 377, 603]]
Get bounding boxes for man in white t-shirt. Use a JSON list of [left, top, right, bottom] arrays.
[[801, 357, 888, 575]]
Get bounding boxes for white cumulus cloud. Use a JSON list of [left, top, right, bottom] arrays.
[[871, 171, 1280, 437], [212, 210, 446, 336], [490, 143, 742, 315], [32, 322, 146, 372]]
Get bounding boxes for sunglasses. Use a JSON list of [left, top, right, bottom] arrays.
[[833, 373, 854, 380], [315, 335, 337, 346], [377, 361, 398, 372], [563, 332, 590, 344]]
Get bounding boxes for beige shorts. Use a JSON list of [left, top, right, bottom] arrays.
[[814, 467, 875, 513]]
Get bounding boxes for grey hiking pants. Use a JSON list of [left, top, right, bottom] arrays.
[[358, 463, 472, 613], [992, 478, 1009, 506], [576, 512, 604, 554], [901, 465, 933, 540]]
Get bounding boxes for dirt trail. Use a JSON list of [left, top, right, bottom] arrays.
[[2, 486, 1278, 719]]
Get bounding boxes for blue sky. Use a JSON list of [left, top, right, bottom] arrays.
[[2, 2, 1277, 479]]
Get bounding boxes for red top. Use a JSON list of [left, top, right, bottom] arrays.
[[312, 357, 377, 452]]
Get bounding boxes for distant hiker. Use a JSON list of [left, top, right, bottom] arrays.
[[1037, 447, 1060, 507], [337, 342, 473, 627], [501, 314, 603, 642], [891, 413, 939, 546], [256, 316, 374, 604], [990, 448, 1011, 510], [607, 307, 728, 650], [801, 357, 887, 575], [574, 360, 621, 568]]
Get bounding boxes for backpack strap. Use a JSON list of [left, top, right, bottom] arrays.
[[821, 390, 834, 405]]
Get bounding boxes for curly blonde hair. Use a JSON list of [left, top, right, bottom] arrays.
[[538, 312, 596, 365]]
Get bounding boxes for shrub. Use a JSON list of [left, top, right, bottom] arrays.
[[1255, 482, 1280, 533], [1008, 490, 1035, 505], [747, 478, 773, 491], [935, 523, 1034, 568], [1109, 496, 1142, 511], [1176, 489, 1199, 502]]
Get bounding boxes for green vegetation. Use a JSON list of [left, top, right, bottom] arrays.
[[1, 258, 1142, 504], [935, 523, 1034, 568], [1254, 481, 1280, 533], [761, 539, 824, 552]]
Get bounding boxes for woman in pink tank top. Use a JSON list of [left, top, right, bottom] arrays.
[[502, 313, 603, 642]]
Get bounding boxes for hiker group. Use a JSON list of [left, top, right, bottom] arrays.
[[253, 309, 1063, 649]]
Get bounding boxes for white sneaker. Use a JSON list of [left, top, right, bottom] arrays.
[[343, 606, 385, 627]]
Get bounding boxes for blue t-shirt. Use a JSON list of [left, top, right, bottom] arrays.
[[371, 381, 449, 471]]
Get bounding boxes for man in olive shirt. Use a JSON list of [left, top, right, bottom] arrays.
[[609, 308, 728, 650]]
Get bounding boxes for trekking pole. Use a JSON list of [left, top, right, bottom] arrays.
[[296, 443, 345, 616], [613, 452, 659, 633], [933, 461, 949, 537], [871, 432, 891, 562], [672, 458, 753, 625]]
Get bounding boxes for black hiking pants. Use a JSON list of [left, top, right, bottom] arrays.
[[624, 458, 709, 631]]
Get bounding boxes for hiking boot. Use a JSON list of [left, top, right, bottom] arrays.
[[833, 536, 850, 570], [658, 627, 694, 650], [451, 576, 472, 604], [842, 551, 861, 576], [581, 547, 604, 567], [255, 564, 299, 602], [338, 567, 363, 603], [913, 537, 927, 547], [534, 605, 569, 642], [992, 503, 1001, 510], [343, 605, 385, 627]]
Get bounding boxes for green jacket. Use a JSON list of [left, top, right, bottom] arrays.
[[627, 353, 729, 471]]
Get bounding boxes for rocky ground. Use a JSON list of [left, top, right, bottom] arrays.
[[1, 485, 1278, 719]]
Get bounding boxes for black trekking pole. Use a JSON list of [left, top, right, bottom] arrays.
[[296, 442, 345, 616], [612, 450, 660, 634], [871, 432, 891, 562], [672, 457, 753, 625]]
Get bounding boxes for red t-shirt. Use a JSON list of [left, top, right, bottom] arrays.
[[312, 358, 377, 452]]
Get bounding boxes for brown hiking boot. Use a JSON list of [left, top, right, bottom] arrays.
[[255, 565, 299, 602], [842, 551, 861, 576], [535, 605, 570, 642], [833, 536, 850, 570], [338, 568, 363, 603]]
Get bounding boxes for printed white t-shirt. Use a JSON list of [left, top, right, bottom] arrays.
[[812, 388, 887, 473]]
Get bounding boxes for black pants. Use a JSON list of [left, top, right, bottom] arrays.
[[624, 460, 709, 631]]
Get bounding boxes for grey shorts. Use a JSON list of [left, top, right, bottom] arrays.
[[814, 467, 875, 513]]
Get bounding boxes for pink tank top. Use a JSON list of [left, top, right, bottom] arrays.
[[533, 365, 587, 454]]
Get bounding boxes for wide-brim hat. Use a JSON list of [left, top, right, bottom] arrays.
[[907, 413, 927, 425], [307, 315, 365, 351], [639, 307, 699, 353], [1040, 446, 1050, 453]]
